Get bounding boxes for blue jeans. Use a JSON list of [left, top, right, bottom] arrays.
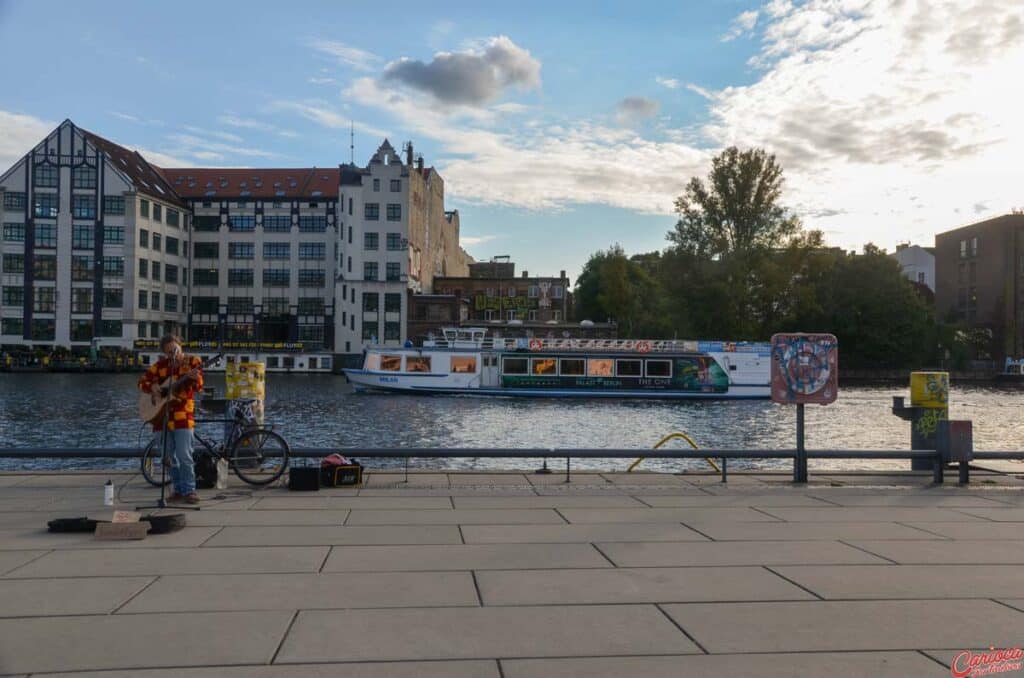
[[158, 428, 195, 495]]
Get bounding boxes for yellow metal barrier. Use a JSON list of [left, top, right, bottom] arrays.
[[627, 431, 720, 473]]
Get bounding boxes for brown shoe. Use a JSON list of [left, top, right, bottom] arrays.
[[166, 493, 184, 503], [184, 493, 201, 504]]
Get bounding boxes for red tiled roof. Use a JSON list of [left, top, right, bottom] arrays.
[[161, 168, 340, 200], [81, 129, 187, 207]]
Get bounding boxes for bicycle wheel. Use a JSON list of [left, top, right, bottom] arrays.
[[140, 438, 172, 487], [230, 428, 290, 485]]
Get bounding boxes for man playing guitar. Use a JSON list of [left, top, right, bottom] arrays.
[[137, 334, 205, 504]]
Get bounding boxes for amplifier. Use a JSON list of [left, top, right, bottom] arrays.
[[288, 467, 320, 491]]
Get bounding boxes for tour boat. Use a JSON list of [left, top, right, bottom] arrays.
[[343, 328, 770, 399]]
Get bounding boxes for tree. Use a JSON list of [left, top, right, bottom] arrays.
[[669, 147, 801, 257], [574, 245, 669, 337]]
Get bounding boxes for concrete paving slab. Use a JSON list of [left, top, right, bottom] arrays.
[[0, 526, 221, 551], [599, 473, 692, 485], [322, 543, 611, 572], [690, 521, 944, 541], [204, 525, 462, 547], [452, 495, 646, 508], [186, 509, 351, 526], [901, 522, 1024, 540], [7, 546, 328, 578], [526, 472, 606, 486], [805, 493, 1011, 507], [346, 509, 566, 525], [597, 540, 890, 567], [662, 600, 1024, 653], [447, 474, 531, 485], [0, 610, 294, 674], [951, 507, 1024, 521], [0, 549, 45, 575], [254, 496, 453, 510], [638, 494, 833, 507], [364, 473, 449, 487], [35, 661, 501, 678], [846, 540, 1024, 564], [0, 576, 154, 616], [357, 487, 538, 497], [120, 571, 478, 613], [1002, 599, 1024, 612], [501, 651, 948, 678], [477, 566, 814, 605], [461, 523, 708, 544], [755, 507, 989, 522], [775, 564, 1024, 599], [275, 605, 698, 662], [558, 507, 778, 523], [0, 475, 31, 487]]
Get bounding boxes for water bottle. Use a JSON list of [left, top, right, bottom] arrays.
[[216, 459, 229, 490], [104, 480, 114, 506]]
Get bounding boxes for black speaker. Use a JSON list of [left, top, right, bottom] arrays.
[[288, 467, 320, 491]]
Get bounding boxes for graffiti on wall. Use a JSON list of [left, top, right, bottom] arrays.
[[770, 333, 839, 405], [474, 295, 541, 312]]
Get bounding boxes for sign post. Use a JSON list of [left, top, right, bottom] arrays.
[[770, 333, 839, 483]]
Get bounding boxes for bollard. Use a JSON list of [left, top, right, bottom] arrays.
[[892, 371, 948, 471]]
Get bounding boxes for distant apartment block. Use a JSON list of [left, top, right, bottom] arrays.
[[892, 243, 935, 292]]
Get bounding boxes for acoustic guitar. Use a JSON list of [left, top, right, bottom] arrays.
[[138, 353, 222, 424]]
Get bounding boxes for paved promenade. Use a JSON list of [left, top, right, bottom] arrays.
[[1, 467, 1023, 676]]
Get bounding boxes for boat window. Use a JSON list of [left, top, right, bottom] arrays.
[[406, 356, 431, 372], [365, 353, 380, 370], [381, 355, 402, 371], [451, 356, 476, 373], [645, 360, 672, 377], [532, 358, 556, 375], [560, 358, 585, 375], [266, 357, 279, 368], [616, 359, 642, 376], [587, 359, 613, 376], [503, 357, 528, 374]]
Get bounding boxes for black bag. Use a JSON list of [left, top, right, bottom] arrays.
[[194, 450, 217, 489]]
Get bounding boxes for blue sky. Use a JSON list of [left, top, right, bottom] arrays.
[[1, 0, 1022, 281]]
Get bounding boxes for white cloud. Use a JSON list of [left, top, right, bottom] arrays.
[[218, 114, 302, 140], [136, 147, 194, 167], [685, 83, 715, 100], [722, 9, 760, 41], [0, 110, 53, 172], [308, 39, 380, 71], [167, 133, 278, 159], [460, 234, 500, 246], [655, 76, 680, 89], [308, 76, 338, 85], [271, 100, 390, 139], [615, 96, 661, 125]]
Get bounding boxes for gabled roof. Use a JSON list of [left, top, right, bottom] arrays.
[[80, 127, 187, 207], [161, 168, 339, 200]]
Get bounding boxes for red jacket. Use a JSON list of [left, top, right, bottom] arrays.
[[138, 355, 204, 431]]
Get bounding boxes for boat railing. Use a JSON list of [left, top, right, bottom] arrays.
[[421, 337, 724, 353]]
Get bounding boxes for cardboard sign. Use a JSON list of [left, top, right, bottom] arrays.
[[770, 333, 839, 405], [111, 510, 141, 524], [95, 522, 149, 540]]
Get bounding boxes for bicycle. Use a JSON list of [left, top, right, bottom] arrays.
[[140, 399, 290, 487]]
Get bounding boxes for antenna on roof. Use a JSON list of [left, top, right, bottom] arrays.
[[349, 121, 354, 164]]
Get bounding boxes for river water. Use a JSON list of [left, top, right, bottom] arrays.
[[1, 373, 1022, 472]]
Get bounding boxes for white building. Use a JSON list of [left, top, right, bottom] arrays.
[[0, 121, 470, 360], [892, 244, 935, 292]]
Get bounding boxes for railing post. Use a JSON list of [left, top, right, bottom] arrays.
[[794, 404, 807, 483], [721, 457, 727, 483]]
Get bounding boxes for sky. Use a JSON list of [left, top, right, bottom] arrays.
[[1, 0, 1022, 282]]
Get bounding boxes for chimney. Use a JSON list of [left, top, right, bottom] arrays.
[[560, 270, 566, 280], [417, 156, 424, 171], [522, 270, 528, 278], [405, 142, 414, 167]]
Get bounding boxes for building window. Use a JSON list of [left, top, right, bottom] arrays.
[[193, 268, 218, 286], [3, 192, 26, 209], [35, 223, 57, 248], [386, 204, 401, 221], [34, 163, 58, 188], [153, 233, 161, 251], [971, 237, 978, 256], [553, 285, 564, 299], [299, 242, 325, 260], [384, 293, 402, 313], [228, 215, 254, 232], [165, 264, 178, 284], [72, 165, 96, 189], [373, 178, 380, 192], [192, 296, 219, 314], [152, 204, 162, 223], [229, 268, 254, 286], [362, 323, 377, 341], [152, 261, 161, 281], [194, 215, 220, 231], [3, 253, 25, 273], [528, 285, 538, 298], [70, 319, 93, 341], [2, 223, 24, 242], [298, 215, 327, 232], [194, 242, 218, 258], [508, 286, 517, 297], [263, 242, 290, 259], [103, 256, 125, 277], [138, 290, 148, 309], [139, 199, 150, 218], [34, 255, 57, 280], [364, 203, 379, 220], [100, 320, 122, 336], [71, 288, 93, 314], [165, 236, 178, 255], [34, 287, 56, 312], [386, 233, 403, 250], [2, 318, 24, 336], [227, 297, 253, 314], [362, 292, 379, 311], [263, 215, 291, 232], [34, 193, 58, 218], [384, 321, 400, 341], [262, 269, 290, 287], [969, 261, 976, 283], [296, 297, 326, 316], [298, 269, 325, 287], [390, 179, 400, 192], [103, 196, 125, 215], [258, 296, 286, 315], [553, 310, 562, 321], [484, 309, 496, 321], [2, 286, 24, 306], [151, 291, 160, 309], [386, 262, 401, 281], [166, 209, 179, 227], [138, 229, 149, 248], [31, 319, 55, 340], [165, 295, 177, 312], [364, 262, 378, 280], [104, 226, 125, 245], [71, 256, 94, 281], [229, 242, 254, 259], [138, 259, 148, 278], [506, 309, 517, 321], [364, 232, 379, 250]]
